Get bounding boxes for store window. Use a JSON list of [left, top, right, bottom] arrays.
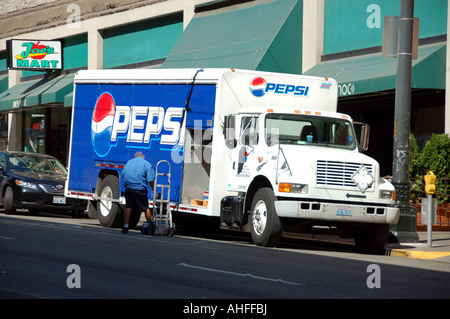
[[48, 107, 71, 165], [23, 109, 45, 154], [22, 107, 71, 164]]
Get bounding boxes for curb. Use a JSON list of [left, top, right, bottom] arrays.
[[387, 249, 450, 260]]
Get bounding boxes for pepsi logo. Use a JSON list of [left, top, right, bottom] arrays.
[[249, 77, 267, 97], [249, 77, 310, 97], [91, 92, 115, 157], [90, 91, 185, 157]]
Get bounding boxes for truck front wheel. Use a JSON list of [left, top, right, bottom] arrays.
[[354, 224, 389, 254], [250, 188, 282, 247], [97, 175, 122, 228]]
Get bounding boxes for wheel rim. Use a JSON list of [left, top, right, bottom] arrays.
[[252, 199, 268, 236], [99, 186, 113, 217]]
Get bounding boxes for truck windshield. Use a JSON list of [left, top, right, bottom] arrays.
[[265, 113, 356, 150]]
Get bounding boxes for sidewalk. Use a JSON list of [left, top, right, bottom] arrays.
[[386, 231, 450, 263]]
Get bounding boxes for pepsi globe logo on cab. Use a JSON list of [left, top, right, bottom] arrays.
[[91, 92, 184, 157], [249, 77, 310, 97]]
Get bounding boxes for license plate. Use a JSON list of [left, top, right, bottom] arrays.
[[53, 196, 66, 204], [336, 207, 352, 216]]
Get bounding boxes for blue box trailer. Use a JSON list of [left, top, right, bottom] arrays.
[[66, 69, 219, 228]]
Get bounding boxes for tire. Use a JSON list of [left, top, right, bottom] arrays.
[[250, 188, 282, 247], [97, 175, 122, 228], [4, 187, 16, 215], [354, 224, 389, 254]]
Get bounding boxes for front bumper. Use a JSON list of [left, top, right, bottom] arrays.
[[14, 188, 87, 212], [275, 200, 400, 224]]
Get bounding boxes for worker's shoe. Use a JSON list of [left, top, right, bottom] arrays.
[[122, 226, 129, 234]]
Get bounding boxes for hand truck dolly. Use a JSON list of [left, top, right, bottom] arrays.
[[152, 160, 175, 236]]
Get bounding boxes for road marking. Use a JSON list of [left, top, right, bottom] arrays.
[[179, 262, 304, 286], [0, 236, 14, 240]]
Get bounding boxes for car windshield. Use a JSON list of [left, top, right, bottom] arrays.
[[9, 154, 67, 174], [265, 113, 356, 150]]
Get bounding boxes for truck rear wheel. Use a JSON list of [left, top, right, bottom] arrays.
[[354, 224, 389, 254], [250, 188, 282, 247], [97, 175, 122, 228]]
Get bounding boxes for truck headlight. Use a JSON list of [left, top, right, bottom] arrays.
[[15, 180, 38, 190], [379, 190, 394, 200], [279, 183, 308, 194]]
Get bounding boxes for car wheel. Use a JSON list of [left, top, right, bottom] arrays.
[[4, 186, 16, 215], [97, 175, 122, 228]]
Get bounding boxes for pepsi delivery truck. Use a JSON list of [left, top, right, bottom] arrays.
[[66, 68, 399, 252]]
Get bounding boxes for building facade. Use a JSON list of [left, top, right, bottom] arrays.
[[0, 0, 448, 177]]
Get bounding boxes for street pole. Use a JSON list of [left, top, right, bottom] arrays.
[[390, 0, 419, 243], [427, 193, 432, 247], [424, 171, 436, 248]]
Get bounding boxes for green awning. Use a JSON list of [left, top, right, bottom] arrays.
[[64, 91, 73, 107], [0, 75, 8, 94], [0, 73, 74, 111], [304, 42, 446, 97], [162, 0, 302, 74]]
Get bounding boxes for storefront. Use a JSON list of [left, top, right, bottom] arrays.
[[0, 75, 74, 163], [0, 0, 447, 171], [0, 36, 84, 165]]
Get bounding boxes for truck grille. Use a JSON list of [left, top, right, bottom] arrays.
[[39, 183, 65, 195], [316, 160, 373, 188]]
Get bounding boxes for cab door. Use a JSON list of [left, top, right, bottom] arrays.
[[227, 114, 260, 191]]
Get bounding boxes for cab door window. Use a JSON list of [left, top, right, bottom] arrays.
[[240, 116, 259, 146]]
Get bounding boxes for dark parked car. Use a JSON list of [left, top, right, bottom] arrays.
[[0, 151, 87, 217]]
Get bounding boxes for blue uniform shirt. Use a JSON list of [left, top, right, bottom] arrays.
[[121, 156, 155, 190]]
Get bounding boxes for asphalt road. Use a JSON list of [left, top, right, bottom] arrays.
[[1, 214, 450, 304]]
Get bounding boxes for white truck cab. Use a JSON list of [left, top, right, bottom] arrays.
[[222, 105, 398, 251]]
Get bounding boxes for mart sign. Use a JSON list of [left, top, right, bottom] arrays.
[[7, 39, 63, 71]]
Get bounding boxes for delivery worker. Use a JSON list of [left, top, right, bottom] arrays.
[[120, 151, 155, 234]]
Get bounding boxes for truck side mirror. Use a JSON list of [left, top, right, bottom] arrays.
[[354, 122, 370, 152], [223, 115, 237, 149]]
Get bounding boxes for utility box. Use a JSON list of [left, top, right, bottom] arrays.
[[421, 197, 437, 225]]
